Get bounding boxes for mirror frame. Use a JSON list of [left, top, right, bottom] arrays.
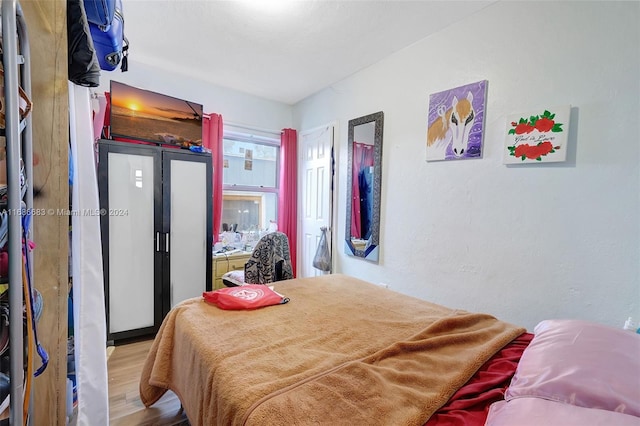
[[345, 111, 384, 262]]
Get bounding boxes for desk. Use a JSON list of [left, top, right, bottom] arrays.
[[212, 251, 252, 289]]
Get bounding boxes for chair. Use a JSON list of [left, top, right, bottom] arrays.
[[222, 231, 293, 286]]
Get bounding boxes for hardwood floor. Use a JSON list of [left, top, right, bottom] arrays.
[[108, 339, 188, 425]]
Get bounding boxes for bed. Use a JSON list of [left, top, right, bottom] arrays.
[[139, 274, 640, 425]]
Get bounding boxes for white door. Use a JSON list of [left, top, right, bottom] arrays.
[[298, 124, 334, 277], [107, 151, 156, 334], [169, 158, 208, 308]]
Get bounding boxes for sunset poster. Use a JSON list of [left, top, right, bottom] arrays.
[[110, 81, 203, 147]]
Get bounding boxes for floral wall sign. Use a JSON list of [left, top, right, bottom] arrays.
[[504, 105, 571, 164]]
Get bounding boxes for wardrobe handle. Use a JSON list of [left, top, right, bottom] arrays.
[[156, 232, 160, 252], [166, 233, 170, 253]]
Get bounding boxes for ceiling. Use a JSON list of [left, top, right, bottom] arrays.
[[124, 1, 494, 105]]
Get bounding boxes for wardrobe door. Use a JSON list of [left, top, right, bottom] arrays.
[[98, 141, 163, 341], [162, 150, 212, 316]]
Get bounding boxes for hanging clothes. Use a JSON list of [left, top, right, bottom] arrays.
[[351, 142, 374, 239], [358, 166, 374, 240], [67, 0, 101, 87], [69, 82, 109, 425], [244, 231, 293, 284]]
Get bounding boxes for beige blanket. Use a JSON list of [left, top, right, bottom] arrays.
[[140, 274, 524, 425]]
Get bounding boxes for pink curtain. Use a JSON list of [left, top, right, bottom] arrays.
[[350, 142, 374, 239], [203, 113, 224, 243], [278, 128, 297, 277]]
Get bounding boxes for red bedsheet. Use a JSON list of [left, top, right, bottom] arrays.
[[425, 332, 534, 426]]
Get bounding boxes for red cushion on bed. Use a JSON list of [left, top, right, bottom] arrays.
[[424, 332, 533, 426]]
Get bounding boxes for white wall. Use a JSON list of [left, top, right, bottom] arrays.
[[293, 1, 640, 331], [96, 60, 293, 134]]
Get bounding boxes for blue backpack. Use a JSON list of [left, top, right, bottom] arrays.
[[85, 0, 129, 72], [83, 0, 114, 28]]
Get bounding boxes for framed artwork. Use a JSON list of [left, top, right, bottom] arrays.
[[109, 81, 203, 148], [504, 105, 570, 164], [426, 80, 488, 162]]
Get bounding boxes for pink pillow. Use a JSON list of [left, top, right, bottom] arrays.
[[506, 319, 640, 416], [486, 399, 640, 426]]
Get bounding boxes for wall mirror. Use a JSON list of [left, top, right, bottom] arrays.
[[345, 111, 383, 262]]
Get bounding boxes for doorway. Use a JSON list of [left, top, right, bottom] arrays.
[[298, 124, 334, 277]]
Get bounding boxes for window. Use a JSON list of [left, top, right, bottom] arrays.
[[221, 133, 279, 235]]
